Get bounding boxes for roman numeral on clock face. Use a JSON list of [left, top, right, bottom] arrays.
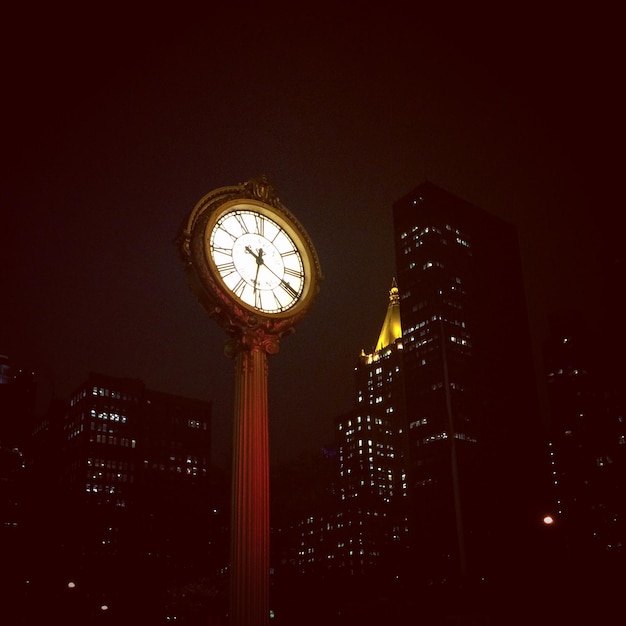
[[232, 277, 247, 298], [279, 280, 298, 298], [284, 267, 303, 279], [254, 214, 265, 236], [217, 225, 238, 241], [216, 261, 237, 277], [233, 213, 249, 233]]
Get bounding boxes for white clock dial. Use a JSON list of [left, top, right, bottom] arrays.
[[209, 210, 305, 314]]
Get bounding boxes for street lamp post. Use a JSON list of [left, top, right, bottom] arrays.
[[178, 177, 322, 626]]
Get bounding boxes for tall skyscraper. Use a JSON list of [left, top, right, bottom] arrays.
[[293, 282, 408, 577], [333, 279, 409, 576], [392, 181, 543, 592]]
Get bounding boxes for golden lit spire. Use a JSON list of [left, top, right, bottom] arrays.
[[375, 278, 402, 351]]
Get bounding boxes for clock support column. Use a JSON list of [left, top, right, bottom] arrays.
[[226, 328, 280, 626]]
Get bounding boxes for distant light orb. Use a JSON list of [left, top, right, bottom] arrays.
[[543, 515, 555, 525], [67, 581, 76, 589], [100, 604, 109, 611]]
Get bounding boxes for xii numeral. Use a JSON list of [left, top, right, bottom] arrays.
[[255, 214, 265, 236]]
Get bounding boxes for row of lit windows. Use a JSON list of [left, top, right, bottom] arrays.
[[85, 483, 118, 494], [547, 368, 588, 378], [424, 260, 443, 269], [91, 386, 136, 401], [400, 231, 471, 256], [405, 314, 466, 337], [146, 464, 207, 476], [415, 431, 477, 446], [167, 453, 207, 465], [357, 390, 395, 404], [341, 453, 385, 466], [404, 339, 439, 357], [70, 388, 89, 405], [91, 434, 136, 447], [88, 458, 131, 470], [400, 224, 438, 241], [89, 471, 133, 482], [456, 433, 478, 443], [403, 333, 471, 355], [90, 409, 128, 423], [91, 422, 118, 434], [450, 335, 470, 347], [342, 424, 391, 439], [338, 414, 383, 430], [401, 219, 471, 242], [404, 315, 440, 335], [416, 431, 449, 446], [410, 417, 429, 429]]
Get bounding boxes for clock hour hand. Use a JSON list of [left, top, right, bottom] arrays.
[[245, 245, 264, 264], [245, 246, 265, 292]]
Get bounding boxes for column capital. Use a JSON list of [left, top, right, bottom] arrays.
[[224, 327, 282, 358]]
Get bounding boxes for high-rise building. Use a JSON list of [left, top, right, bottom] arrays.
[[289, 284, 408, 574], [332, 280, 409, 577], [543, 310, 626, 575], [392, 181, 543, 591], [16, 372, 224, 624], [282, 284, 411, 621]]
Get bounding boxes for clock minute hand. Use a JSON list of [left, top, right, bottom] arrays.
[[253, 258, 262, 293], [259, 261, 297, 296]]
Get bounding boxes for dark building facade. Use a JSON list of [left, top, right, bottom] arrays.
[[10, 372, 227, 625], [287, 183, 550, 623], [0, 353, 36, 447], [542, 311, 626, 585], [392, 182, 544, 593], [1, 353, 37, 618]]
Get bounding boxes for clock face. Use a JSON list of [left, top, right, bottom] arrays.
[[208, 209, 306, 314]]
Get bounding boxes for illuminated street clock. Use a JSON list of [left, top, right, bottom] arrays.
[[178, 176, 322, 335]]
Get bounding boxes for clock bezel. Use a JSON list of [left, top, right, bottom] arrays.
[[204, 199, 313, 317], [180, 184, 322, 332]]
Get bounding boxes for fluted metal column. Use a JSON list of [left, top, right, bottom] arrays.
[[227, 330, 278, 626]]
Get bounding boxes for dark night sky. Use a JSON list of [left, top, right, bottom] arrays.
[[2, 4, 622, 468]]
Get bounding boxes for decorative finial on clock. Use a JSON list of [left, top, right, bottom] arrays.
[[245, 175, 280, 207]]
